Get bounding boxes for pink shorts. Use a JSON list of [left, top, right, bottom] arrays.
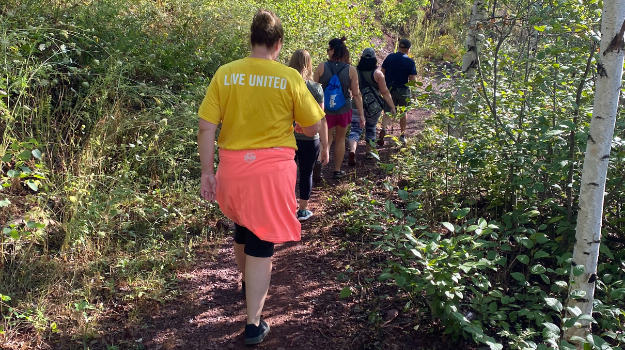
[[216, 147, 301, 244], [326, 110, 352, 129]]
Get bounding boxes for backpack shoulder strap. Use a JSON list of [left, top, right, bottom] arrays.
[[359, 69, 384, 104], [335, 63, 348, 75], [358, 69, 373, 89], [326, 61, 337, 76]]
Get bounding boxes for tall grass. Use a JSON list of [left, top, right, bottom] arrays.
[[408, 2, 471, 72], [0, 0, 379, 346]]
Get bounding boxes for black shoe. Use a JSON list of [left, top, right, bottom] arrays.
[[333, 170, 346, 179], [377, 129, 386, 147], [245, 319, 270, 345], [348, 151, 356, 166], [313, 161, 322, 183]]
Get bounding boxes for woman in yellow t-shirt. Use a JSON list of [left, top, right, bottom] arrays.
[[197, 9, 324, 345]]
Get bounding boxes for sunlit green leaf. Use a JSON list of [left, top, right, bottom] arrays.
[[573, 265, 585, 277], [510, 272, 525, 282], [17, 150, 31, 160], [31, 149, 42, 159], [544, 297, 563, 312], [442, 222, 454, 233], [517, 255, 529, 264]]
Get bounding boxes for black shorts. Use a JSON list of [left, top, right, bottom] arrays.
[[384, 86, 411, 112], [233, 224, 275, 258]]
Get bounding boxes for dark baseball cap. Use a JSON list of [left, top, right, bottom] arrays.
[[361, 48, 376, 58], [398, 39, 411, 49]]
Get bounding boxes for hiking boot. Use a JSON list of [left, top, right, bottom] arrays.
[[245, 320, 270, 345], [377, 129, 386, 147], [313, 161, 322, 183], [297, 209, 313, 221], [333, 170, 346, 179], [348, 151, 356, 166]]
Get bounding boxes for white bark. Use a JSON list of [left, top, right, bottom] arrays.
[[565, 0, 625, 346], [460, 0, 487, 79], [452, 0, 487, 138], [528, 28, 539, 52]]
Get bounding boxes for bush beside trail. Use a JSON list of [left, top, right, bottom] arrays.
[[0, 0, 377, 346]]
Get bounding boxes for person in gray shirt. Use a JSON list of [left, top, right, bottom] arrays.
[[289, 49, 329, 221]]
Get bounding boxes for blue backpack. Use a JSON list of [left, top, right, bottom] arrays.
[[324, 63, 348, 111]]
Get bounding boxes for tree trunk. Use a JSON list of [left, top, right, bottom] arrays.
[[564, 0, 625, 346], [451, 0, 487, 138]]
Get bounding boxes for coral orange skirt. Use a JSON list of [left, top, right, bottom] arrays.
[[216, 147, 301, 243]]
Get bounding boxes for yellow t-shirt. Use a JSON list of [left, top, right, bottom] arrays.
[[198, 57, 325, 150]]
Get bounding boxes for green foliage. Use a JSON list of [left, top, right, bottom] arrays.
[[407, 1, 469, 68], [354, 180, 625, 348], [260, 0, 380, 64], [371, 0, 430, 34], [338, 0, 625, 347], [0, 0, 381, 343], [1, 139, 48, 194]]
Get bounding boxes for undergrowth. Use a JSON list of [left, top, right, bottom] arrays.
[[0, 0, 377, 347], [333, 0, 625, 345]]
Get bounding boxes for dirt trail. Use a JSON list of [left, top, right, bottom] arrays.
[[123, 43, 437, 350], [115, 105, 430, 350], [65, 42, 441, 350]]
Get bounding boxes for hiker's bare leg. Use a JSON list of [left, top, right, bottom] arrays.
[[333, 125, 347, 172], [245, 255, 272, 326], [234, 243, 246, 277], [348, 139, 358, 154], [400, 115, 407, 135], [381, 113, 391, 131], [299, 198, 309, 211], [328, 126, 335, 156]]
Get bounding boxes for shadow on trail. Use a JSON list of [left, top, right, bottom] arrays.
[[135, 108, 430, 350], [61, 107, 433, 350], [138, 237, 354, 350]]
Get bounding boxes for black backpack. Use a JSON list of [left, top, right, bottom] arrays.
[[358, 69, 384, 116]]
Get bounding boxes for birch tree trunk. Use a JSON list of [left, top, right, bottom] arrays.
[[451, 0, 487, 138], [564, 0, 625, 346]]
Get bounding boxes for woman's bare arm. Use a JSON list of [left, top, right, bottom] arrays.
[[313, 63, 324, 83], [374, 70, 396, 115], [349, 66, 364, 122], [198, 119, 218, 201]]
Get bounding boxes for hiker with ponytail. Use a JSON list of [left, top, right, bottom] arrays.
[[313, 36, 364, 179]]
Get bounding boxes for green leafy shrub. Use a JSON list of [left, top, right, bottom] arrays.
[[374, 0, 429, 34], [1, 0, 381, 343]]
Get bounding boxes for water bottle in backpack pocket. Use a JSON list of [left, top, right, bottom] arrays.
[[324, 63, 348, 111]]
